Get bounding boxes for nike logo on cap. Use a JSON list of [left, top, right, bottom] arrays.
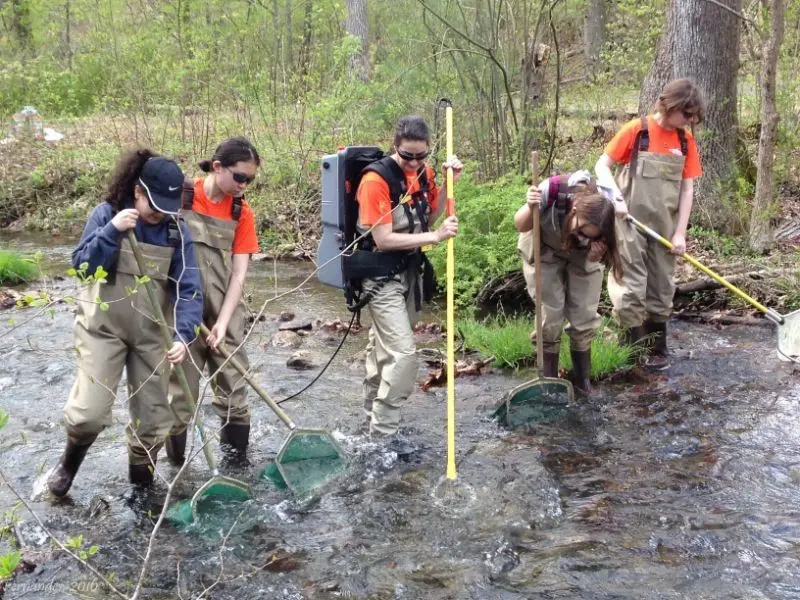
[[168, 185, 180, 191]]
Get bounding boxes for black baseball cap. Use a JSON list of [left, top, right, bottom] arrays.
[[138, 157, 184, 215]]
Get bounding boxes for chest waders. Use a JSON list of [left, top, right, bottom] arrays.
[[167, 197, 252, 464], [357, 159, 433, 437], [608, 117, 687, 368], [496, 153, 574, 429], [50, 238, 176, 496], [123, 232, 252, 526], [517, 179, 603, 397]]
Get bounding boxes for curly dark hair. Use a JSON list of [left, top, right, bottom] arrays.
[[103, 148, 160, 212]]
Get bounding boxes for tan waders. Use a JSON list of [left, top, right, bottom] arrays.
[[609, 142, 685, 369], [357, 175, 430, 438], [167, 210, 250, 461], [362, 269, 421, 436], [518, 209, 603, 395], [50, 239, 176, 496]]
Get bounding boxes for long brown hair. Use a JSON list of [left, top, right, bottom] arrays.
[[104, 148, 159, 212], [562, 183, 624, 282], [654, 78, 705, 124]]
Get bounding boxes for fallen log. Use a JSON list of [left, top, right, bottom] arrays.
[[673, 311, 770, 327], [675, 270, 770, 294]]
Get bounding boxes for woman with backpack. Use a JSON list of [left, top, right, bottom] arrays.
[[48, 150, 203, 496], [514, 171, 623, 396], [164, 137, 261, 465], [355, 115, 462, 442], [595, 78, 704, 370]]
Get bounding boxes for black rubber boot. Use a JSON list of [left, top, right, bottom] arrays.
[[129, 463, 155, 487], [542, 352, 560, 378], [620, 325, 646, 364], [569, 349, 593, 397], [220, 423, 250, 464], [165, 429, 187, 466], [644, 320, 669, 371], [48, 435, 96, 498]]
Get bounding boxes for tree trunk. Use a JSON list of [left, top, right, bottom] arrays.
[[298, 0, 313, 91], [583, 0, 605, 77], [749, 0, 786, 252], [10, 0, 32, 50], [345, 0, 369, 82], [64, 0, 73, 71], [639, 0, 742, 232]]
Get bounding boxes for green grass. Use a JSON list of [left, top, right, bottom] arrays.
[[458, 315, 635, 378], [0, 250, 39, 285]]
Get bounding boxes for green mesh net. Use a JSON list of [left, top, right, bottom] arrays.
[[261, 430, 347, 497], [166, 476, 252, 527], [493, 380, 574, 429]]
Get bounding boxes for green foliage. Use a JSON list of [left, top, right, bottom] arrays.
[[690, 226, 752, 257], [458, 315, 535, 369], [0, 250, 40, 285], [0, 551, 21, 580], [63, 534, 100, 561], [428, 174, 527, 309], [458, 315, 633, 377], [0, 408, 8, 430]]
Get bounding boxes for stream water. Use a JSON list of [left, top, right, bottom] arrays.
[[0, 232, 798, 599]]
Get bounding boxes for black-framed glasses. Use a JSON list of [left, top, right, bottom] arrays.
[[226, 167, 255, 185], [397, 149, 429, 162], [576, 226, 602, 242]]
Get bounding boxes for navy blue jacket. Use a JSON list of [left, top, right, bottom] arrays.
[[72, 201, 203, 344]]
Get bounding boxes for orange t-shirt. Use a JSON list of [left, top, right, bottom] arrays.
[[357, 164, 439, 227], [605, 116, 702, 179], [191, 178, 260, 254]]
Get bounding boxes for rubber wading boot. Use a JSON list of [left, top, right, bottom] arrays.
[[129, 462, 155, 487], [542, 352, 560, 378], [48, 435, 97, 498], [165, 429, 187, 466], [569, 349, 593, 397], [620, 325, 646, 364], [220, 423, 250, 464], [644, 320, 669, 371]]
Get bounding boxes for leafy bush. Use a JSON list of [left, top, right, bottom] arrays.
[[0, 250, 39, 285], [428, 174, 527, 309]]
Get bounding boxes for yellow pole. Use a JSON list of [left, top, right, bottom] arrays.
[[445, 105, 457, 480]]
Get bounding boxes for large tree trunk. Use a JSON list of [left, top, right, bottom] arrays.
[[345, 0, 370, 82], [639, 0, 742, 232], [749, 0, 786, 252], [583, 0, 605, 77]]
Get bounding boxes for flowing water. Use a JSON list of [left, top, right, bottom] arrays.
[[0, 232, 798, 599]]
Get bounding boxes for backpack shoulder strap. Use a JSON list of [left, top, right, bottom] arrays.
[[676, 127, 688, 156], [232, 195, 243, 221], [362, 156, 407, 207], [181, 177, 195, 211], [630, 116, 649, 179]]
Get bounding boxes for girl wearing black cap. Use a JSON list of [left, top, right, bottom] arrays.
[[48, 149, 203, 497]]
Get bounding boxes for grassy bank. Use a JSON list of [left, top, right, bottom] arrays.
[[459, 315, 637, 377], [0, 250, 39, 285]]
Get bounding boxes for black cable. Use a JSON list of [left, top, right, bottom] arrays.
[[275, 309, 358, 405]]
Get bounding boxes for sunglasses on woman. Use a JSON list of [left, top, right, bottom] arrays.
[[226, 167, 255, 185], [397, 149, 429, 162]]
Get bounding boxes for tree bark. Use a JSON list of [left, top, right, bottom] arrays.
[[749, 0, 786, 252], [639, 0, 742, 232], [584, 0, 605, 77], [9, 0, 31, 50], [345, 0, 370, 82]]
